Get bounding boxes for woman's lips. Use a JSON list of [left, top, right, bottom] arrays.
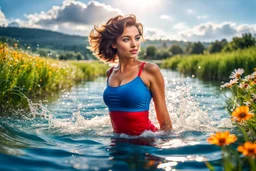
[[130, 50, 138, 54]]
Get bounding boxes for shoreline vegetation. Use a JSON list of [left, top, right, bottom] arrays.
[[206, 69, 256, 170], [0, 44, 108, 112], [161, 46, 256, 81]]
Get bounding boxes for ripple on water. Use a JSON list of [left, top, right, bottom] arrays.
[[0, 70, 232, 171]]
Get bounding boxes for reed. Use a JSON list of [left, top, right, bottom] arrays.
[[0, 44, 108, 110], [162, 47, 256, 81]]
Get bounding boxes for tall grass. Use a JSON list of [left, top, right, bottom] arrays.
[[0, 44, 108, 110], [69, 60, 109, 80], [162, 47, 256, 81]]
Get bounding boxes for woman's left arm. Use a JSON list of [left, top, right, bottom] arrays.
[[145, 63, 173, 131]]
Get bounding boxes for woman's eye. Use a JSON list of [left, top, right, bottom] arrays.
[[123, 38, 129, 42], [135, 37, 140, 41]]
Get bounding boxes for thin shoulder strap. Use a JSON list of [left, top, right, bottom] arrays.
[[138, 62, 146, 77], [107, 67, 114, 78]]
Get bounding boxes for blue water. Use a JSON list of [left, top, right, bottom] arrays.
[[0, 69, 234, 171]]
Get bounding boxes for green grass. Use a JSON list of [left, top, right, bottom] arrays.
[[0, 44, 108, 111], [162, 47, 256, 81]]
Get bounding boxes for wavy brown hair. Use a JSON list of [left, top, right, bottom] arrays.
[[88, 14, 144, 63]]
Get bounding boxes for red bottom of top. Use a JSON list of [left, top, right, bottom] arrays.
[[109, 111, 158, 136]]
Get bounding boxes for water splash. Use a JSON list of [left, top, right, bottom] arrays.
[[18, 91, 111, 136], [149, 77, 226, 134], [16, 73, 231, 138]]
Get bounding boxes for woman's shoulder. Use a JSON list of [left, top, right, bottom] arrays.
[[143, 62, 160, 74]]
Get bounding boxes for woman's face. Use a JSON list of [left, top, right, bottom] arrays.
[[113, 25, 141, 59]]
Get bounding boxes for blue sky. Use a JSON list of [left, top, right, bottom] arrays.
[[0, 0, 256, 42]]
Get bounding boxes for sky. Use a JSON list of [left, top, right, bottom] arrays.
[[0, 0, 256, 42]]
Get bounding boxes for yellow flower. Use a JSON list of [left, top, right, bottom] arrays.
[[13, 43, 18, 48], [231, 106, 254, 122], [207, 131, 237, 146], [249, 81, 255, 86], [237, 142, 256, 157]]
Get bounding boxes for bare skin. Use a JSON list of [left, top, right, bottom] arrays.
[[107, 25, 172, 131]]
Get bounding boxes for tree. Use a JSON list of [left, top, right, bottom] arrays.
[[146, 46, 157, 59], [156, 50, 172, 59], [186, 42, 205, 54], [76, 53, 83, 60], [185, 42, 192, 54], [138, 48, 146, 59], [220, 39, 228, 47], [59, 54, 67, 60], [222, 33, 256, 52], [37, 49, 48, 57], [169, 44, 183, 55], [162, 41, 168, 49], [208, 41, 223, 53]]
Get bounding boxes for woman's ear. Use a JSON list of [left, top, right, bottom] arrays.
[[111, 43, 116, 49]]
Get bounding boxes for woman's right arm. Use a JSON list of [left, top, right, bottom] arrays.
[[145, 63, 173, 131]]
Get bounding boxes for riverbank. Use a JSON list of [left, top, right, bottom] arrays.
[[161, 47, 256, 81], [0, 44, 108, 112]]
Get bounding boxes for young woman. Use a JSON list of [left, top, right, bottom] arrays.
[[88, 14, 172, 135]]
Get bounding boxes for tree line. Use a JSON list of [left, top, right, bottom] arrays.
[[1, 27, 255, 61], [141, 33, 256, 60]]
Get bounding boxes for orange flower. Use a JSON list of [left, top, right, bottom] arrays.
[[207, 131, 237, 146], [237, 142, 256, 157], [13, 43, 18, 48], [231, 106, 254, 122]]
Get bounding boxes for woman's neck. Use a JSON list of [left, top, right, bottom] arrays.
[[117, 58, 140, 72]]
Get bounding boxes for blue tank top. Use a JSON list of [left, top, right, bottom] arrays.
[[103, 62, 152, 112]]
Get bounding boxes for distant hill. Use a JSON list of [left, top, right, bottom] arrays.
[[0, 27, 210, 59], [0, 27, 87, 48], [0, 27, 94, 59]]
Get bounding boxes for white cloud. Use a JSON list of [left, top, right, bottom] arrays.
[[173, 22, 188, 30], [160, 15, 173, 21], [144, 27, 167, 40], [0, 9, 8, 26], [3, 1, 255, 42], [197, 15, 208, 20], [8, 21, 20, 27], [187, 9, 195, 14], [144, 27, 182, 40], [178, 22, 256, 42], [11, 0, 123, 36]]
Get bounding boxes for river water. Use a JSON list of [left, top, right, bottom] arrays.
[[0, 69, 234, 171]]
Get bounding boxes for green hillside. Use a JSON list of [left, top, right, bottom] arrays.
[[0, 27, 210, 60]]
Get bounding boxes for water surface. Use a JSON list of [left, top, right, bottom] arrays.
[[0, 69, 234, 171]]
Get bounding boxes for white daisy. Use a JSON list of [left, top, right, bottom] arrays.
[[238, 83, 243, 89], [243, 75, 254, 82], [252, 94, 256, 100], [221, 78, 238, 88], [243, 101, 251, 106], [251, 71, 256, 77], [221, 83, 231, 88], [229, 78, 239, 85], [229, 68, 244, 79]]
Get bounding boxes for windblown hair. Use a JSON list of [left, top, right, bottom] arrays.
[[88, 14, 143, 63]]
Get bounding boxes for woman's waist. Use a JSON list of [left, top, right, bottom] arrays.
[[109, 110, 149, 122], [109, 110, 157, 135]]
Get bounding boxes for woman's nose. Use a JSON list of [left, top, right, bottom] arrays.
[[130, 39, 136, 47]]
